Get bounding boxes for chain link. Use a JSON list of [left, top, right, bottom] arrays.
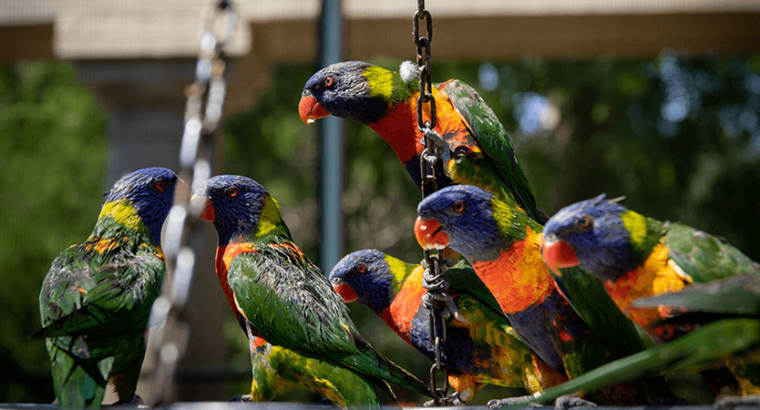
[[142, 1, 236, 405], [414, 0, 454, 405]]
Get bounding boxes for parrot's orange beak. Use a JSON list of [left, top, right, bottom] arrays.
[[332, 281, 358, 303], [414, 217, 449, 250], [541, 235, 579, 276], [298, 94, 331, 125], [195, 197, 215, 222]]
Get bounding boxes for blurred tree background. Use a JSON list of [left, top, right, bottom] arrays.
[[0, 62, 107, 402], [1, 51, 759, 404]]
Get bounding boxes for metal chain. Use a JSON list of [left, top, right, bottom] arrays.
[[143, 1, 236, 405], [414, 0, 454, 405]]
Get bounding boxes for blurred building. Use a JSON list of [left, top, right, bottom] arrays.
[[2, 0, 760, 402]]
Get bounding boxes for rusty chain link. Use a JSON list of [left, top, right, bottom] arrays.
[[143, 1, 235, 405], [414, 0, 455, 405]]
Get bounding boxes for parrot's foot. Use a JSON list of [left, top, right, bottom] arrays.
[[554, 395, 596, 410], [487, 395, 544, 409], [227, 394, 253, 402], [423, 392, 467, 407], [421, 291, 468, 324], [110, 394, 144, 407], [421, 267, 467, 324], [714, 394, 760, 409]]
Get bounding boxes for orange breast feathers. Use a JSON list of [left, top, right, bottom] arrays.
[[368, 83, 479, 163], [472, 229, 555, 314], [215, 243, 259, 319], [383, 266, 429, 346], [603, 243, 692, 330]]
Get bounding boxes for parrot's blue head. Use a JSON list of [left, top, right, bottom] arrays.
[[415, 185, 503, 262], [299, 61, 409, 125], [542, 194, 638, 282], [194, 175, 283, 245], [103, 167, 179, 243], [329, 249, 396, 313]]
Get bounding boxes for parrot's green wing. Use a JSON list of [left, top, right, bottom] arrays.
[[38, 241, 164, 409], [445, 261, 507, 320], [444, 80, 543, 224], [228, 249, 359, 355], [228, 245, 435, 398], [37, 245, 165, 339], [633, 274, 760, 322], [665, 223, 760, 284], [556, 267, 649, 356], [498, 318, 760, 408]]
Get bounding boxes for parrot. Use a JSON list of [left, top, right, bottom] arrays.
[[192, 174, 435, 406], [197, 193, 382, 407], [35, 167, 179, 409], [541, 193, 760, 395], [299, 60, 544, 224], [497, 275, 760, 407], [236, 336, 381, 408], [328, 249, 568, 405], [298, 60, 658, 385], [414, 185, 674, 407]]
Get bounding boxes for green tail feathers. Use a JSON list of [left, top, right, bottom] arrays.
[[350, 333, 435, 399], [50, 346, 110, 409]]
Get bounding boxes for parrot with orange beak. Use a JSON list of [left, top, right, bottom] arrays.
[[541, 193, 760, 395], [414, 185, 675, 407]]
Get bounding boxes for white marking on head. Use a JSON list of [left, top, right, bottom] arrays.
[[399, 61, 419, 85]]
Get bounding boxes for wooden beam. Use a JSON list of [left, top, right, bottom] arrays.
[[0, 24, 54, 62]]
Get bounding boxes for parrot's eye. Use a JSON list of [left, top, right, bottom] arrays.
[[226, 187, 239, 198], [578, 216, 592, 230], [356, 263, 367, 274], [324, 76, 334, 88], [155, 180, 165, 192], [453, 201, 466, 214]]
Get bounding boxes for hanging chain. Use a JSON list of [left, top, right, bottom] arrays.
[[414, 0, 454, 405], [143, 1, 236, 405]]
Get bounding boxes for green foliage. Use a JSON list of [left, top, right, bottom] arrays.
[[0, 62, 107, 402]]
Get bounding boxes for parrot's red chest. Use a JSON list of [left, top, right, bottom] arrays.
[[368, 84, 479, 165]]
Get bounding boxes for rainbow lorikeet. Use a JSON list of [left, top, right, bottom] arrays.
[[193, 175, 435, 406], [194, 186, 381, 407], [298, 61, 653, 389], [36, 167, 178, 409], [414, 185, 674, 406], [502, 275, 760, 407], [541, 194, 760, 395], [299, 60, 544, 224], [237, 336, 380, 408], [328, 249, 568, 405]]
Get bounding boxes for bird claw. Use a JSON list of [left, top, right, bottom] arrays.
[[488, 395, 544, 409], [420, 129, 452, 166], [423, 393, 463, 407], [714, 394, 760, 409], [421, 291, 467, 324], [422, 267, 449, 290], [554, 394, 597, 410]]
